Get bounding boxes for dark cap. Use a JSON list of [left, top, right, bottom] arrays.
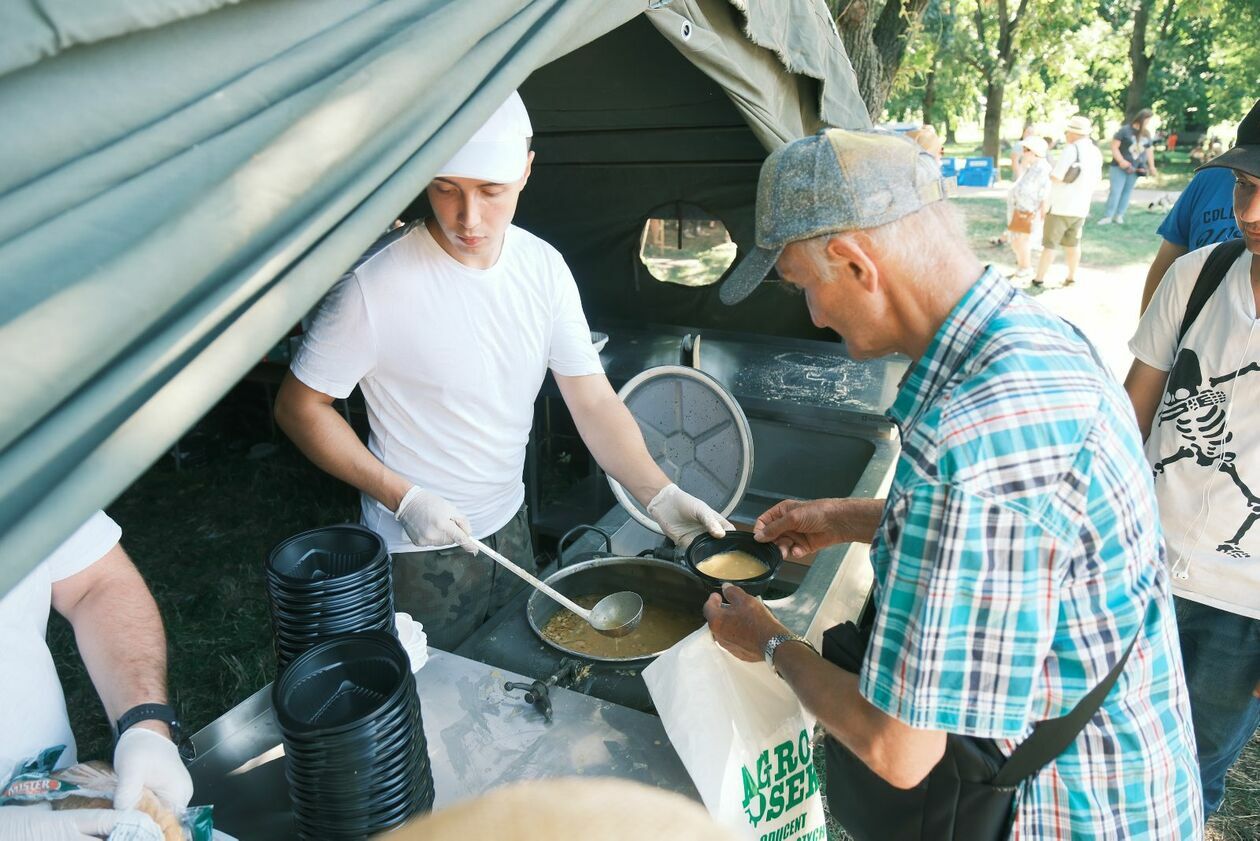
[[1198, 99, 1260, 179]]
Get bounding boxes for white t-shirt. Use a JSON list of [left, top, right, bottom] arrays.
[[292, 221, 603, 552], [1130, 243, 1260, 618], [1048, 138, 1103, 218], [0, 511, 121, 774]]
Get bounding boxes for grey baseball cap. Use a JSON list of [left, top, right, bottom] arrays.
[[720, 128, 957, 305]]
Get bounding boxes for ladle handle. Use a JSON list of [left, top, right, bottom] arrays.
[[469, 538, 593, 621]]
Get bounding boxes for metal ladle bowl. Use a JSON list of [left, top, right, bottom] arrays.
[[471, 536, 644, 638], [588, 591, 644, 637]]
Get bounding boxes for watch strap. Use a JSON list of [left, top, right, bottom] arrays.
[[116, 703, 195, 761], [763, 633, 817, 672]]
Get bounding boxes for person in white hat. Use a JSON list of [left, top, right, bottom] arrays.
[[275, 92, 730, 650], [1033, 114, 1103, 288], [1006, 135, 1052, 281]]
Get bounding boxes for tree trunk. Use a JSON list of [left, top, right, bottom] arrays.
[[922, 69, 937, 125], [833, 0, 932, 119], [945, 118, 957, 145], [1125, 0, 1153, 118], [983, 79, 1005, 162]]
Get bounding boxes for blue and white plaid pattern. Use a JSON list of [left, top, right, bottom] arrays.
[[860, 269, 1203, 839]]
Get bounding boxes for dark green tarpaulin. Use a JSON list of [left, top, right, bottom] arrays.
[[0, 0, 866, 595]]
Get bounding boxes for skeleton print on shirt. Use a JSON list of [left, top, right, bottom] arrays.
[[1153, 348, 1260, 558]]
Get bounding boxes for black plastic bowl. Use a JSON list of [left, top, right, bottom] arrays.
[[686, 532, 781, 597], [266, 524, 387, 586]]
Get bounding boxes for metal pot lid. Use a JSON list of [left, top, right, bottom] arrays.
[[608, 365, 753, 535]]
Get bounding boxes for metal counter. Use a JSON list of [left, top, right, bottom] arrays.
[[187, 650, 698, 839]]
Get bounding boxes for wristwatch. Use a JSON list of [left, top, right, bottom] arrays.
[[116, 703, 195, 761], [763, 632, 817, 675]]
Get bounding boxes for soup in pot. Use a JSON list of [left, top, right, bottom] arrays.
[[541, 594, 701, 658]]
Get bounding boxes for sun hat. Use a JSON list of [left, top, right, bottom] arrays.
[[719, 129, 955, 305], [1064, 115, 1093, 137], [435, 91, 532, 184], [1020, 136, 1048, 157]]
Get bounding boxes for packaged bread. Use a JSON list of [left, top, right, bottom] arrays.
[[51, 761, 182, 841]]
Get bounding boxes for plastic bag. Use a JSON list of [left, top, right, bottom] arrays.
[[1, 746, 213, 841], [643, 629, 827, 841]]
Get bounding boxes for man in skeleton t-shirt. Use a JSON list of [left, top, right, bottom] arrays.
[[1125, 97, 1260, 819]]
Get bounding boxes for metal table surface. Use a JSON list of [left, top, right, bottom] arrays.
[[187, 650, 698, 839]]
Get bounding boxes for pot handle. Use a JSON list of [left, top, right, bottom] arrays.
[[557, 524, 613, 568]]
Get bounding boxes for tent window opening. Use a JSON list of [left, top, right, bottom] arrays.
[[638, 202, 736, 288]]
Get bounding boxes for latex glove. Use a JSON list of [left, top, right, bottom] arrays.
[[0, 805, 122, 840], [647, 483, 733, 548], [395, 486, 477, 553], [114, 726, 194, 812]]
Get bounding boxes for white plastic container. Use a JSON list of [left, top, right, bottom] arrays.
[[394, 611, 429, 672]]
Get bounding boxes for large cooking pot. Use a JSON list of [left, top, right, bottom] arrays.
[[526, 557, 710, 663]]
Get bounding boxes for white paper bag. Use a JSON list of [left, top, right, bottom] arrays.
[[643, 628, 827, 841]]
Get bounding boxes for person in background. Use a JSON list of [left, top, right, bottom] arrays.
[[1139, 167, 1243, 313], [1007, 135, 1052, 281], [906, 124, 943, 161], [712, 127, 1201, 840], [1138, 99, 1258, 313], [276, 91, 729, 651], [1124, 97, 1260, 820], [1033, 115, 1103, 287], [0, 511, 193, 839], [992, 124, 1040, 248], [1099, 108, 1157, 225]]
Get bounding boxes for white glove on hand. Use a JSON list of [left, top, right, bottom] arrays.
[[113, 726, 194, 812], [647, 483, 733, 548], [0, 805, 123, 840], [395, 486, 477, 553]]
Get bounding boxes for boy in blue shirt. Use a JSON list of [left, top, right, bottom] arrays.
[[1140, 167, 1242, 312]]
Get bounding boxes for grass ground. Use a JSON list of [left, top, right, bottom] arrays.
[[45, 193, 1259, 839]]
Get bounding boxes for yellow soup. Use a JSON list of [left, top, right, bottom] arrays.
[[696, 550, 769, 581]]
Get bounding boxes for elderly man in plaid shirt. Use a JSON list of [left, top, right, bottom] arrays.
[[705, 129, 1203, 840]]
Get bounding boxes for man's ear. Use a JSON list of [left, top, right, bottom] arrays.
[[824, 234, 879, 293], [519, 150, 536, 189]]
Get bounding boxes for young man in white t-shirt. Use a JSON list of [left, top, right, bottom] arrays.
[[1033, 114, 1103, 288], [276, 92, 730, 650], [1125, 104, 1260, 818], [0, 511, 193, 839]]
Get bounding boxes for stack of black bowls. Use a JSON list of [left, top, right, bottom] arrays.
[[265, 524, 394, 670], [273, 631, 435, 838]]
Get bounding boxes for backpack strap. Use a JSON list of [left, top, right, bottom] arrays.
[[1178, 238, 1248, 345], [990, 628, 1139, 787]]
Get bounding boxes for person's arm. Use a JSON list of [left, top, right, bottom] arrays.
[[753, 497, 884, 559], [1146, 144, 1158, 176], [275, 373, 411, 512], [1140, 240, 1188, 314], [1110, 138, 1129, 169], [555, 372, 730, 546], [1124, 359, 1168, 442], [51, 544, 169, 731], [51, 544, 192, 811], [554, 373, 671, 506], [704, 586, 946, 789]]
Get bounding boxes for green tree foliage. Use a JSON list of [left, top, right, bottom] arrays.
[[882, 0, 1255, 152]]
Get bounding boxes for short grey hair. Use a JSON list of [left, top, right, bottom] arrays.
[[800, 200, 968, 282]]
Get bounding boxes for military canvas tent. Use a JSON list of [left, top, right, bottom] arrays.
[[0, 0, 867, 594]]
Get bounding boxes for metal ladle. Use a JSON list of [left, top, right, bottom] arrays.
[[468, 537, 644, 637]]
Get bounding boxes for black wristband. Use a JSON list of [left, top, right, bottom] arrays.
[[116, 703, 195, 761]]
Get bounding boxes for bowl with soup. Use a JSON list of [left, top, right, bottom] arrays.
[[685, 532, 780, 596]]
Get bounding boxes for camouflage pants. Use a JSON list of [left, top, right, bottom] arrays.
[[390, 505, 535, 652]]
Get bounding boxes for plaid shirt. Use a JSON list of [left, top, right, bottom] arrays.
[[860, 269, 1203, 839]]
